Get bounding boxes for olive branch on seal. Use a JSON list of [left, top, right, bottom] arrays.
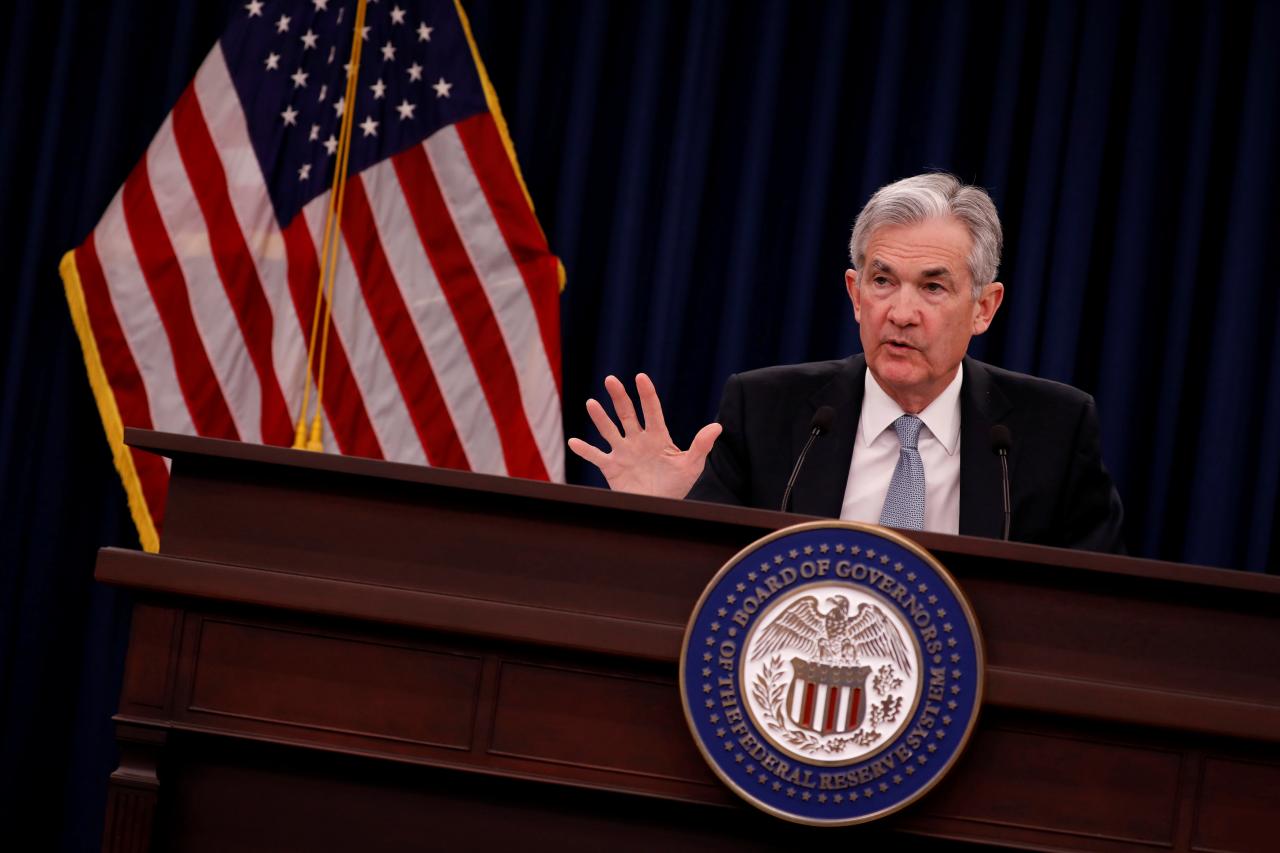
[[752, 656, 882, 753]]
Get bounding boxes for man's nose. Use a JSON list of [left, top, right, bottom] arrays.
[[885, 288, 920, 325]]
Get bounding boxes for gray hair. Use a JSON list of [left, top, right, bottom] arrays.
[[848, 173, 1003, 298]]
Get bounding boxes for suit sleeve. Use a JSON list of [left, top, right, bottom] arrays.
[[685, 374, 750, 506], [1059, 396, 1126, 554]]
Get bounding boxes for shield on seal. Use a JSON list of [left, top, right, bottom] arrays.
[[786, 658, 872, 734]]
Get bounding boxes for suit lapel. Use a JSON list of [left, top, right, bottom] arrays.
[[790, 356, 865, 517], [958, 357, 1012, 538]]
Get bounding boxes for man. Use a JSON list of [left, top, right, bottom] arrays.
[[568, 173, 1124, 553]]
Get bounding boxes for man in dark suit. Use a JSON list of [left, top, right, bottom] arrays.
[[568, 173, 1124, 553]]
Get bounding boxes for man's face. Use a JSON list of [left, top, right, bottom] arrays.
[[846, 216, 1003, 412]]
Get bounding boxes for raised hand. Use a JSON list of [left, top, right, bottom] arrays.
[[567, 373, 722, 498]]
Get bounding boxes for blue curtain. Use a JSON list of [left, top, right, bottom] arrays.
[[2, 0, 1277, 846]]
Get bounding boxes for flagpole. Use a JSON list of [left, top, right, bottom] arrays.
[[294, 0, 370, 451]]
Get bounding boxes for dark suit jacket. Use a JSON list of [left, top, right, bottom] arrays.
[[686, 355, 1125, 553]]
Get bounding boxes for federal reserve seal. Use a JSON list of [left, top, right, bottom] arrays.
[[679, 521, 984, 825]]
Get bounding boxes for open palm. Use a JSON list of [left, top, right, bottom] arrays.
[[567, 373, 722, 498]]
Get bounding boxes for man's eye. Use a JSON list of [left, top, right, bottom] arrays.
[[874, 276, 891, 286], [924, 282, 944, 293]]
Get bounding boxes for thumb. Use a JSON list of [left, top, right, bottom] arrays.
[[687, 422, 722, 461]]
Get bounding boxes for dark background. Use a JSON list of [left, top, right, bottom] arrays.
[[1, 0, 1277, 847]]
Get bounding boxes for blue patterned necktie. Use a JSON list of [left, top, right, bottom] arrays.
[[879, 414, 925, 530]]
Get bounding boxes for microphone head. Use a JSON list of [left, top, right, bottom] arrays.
[[811, 406, 836, 434], [990, 424, 1013, 453]]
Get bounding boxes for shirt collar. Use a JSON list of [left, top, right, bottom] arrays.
[[860, 366, 963, 455]]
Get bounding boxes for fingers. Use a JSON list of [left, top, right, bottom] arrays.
[[567, 436, 610, 468], [603, 374, 641, 436], [634, 373, 669, 437], [584, 397, 623, 446], [687, 422, 723, 462]]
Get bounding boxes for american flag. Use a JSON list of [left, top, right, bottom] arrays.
[[60, 0, 564, 551]]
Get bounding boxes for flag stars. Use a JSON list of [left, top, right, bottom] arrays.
[[308, 123, 320, 141], [333, 96, 346, 117], [406, 61, 423, 82], [323, 134, 338, 155], [280, 104, 299, 125], [245, 1, 264, 18], [371, 78, 387, 99], [395, 99, 416, 120], [318, 84, 328, 102], [297, 163, 311, 180], [275, 14, 291, 33], [312, 0, 329, 10], [344, 61, 354, 78], [390, 5, 406, 24], [264, 52, 281, 70], [432, 77, 452, 97], [381, 41, 397, 61], [361, 25, 371, 41], [300, 29, 319, 49], [291, 68, 309, 88], [418, 22, 433, 41]]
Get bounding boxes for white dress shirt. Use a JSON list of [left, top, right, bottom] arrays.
[[839, 368, 963, 534]]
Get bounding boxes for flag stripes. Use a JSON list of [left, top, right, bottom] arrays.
[[63, 13, 563, 550]]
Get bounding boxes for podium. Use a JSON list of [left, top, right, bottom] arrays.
[[98, 430, 1280, 852]]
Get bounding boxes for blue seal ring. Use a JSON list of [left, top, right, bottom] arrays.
[[679, 521, 984, 825]]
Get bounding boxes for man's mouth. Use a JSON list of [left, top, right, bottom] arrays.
[[884, 339, 918, 352]]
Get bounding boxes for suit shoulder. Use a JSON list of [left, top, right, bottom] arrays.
[[970, 359, 1095, 410], [730, 357, 857, 392]]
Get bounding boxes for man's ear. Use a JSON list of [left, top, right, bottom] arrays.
[[972, 281, 1004, 335], [845, 269, 861, 323]]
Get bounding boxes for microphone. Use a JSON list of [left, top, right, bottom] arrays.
[[990, 425, 1013, 541], [780, 406, 836, 513]]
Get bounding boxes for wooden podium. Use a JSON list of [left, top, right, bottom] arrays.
[[98, 430, 1280, 852]]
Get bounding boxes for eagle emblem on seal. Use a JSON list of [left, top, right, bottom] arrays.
[[750, 596, 913, 736]]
